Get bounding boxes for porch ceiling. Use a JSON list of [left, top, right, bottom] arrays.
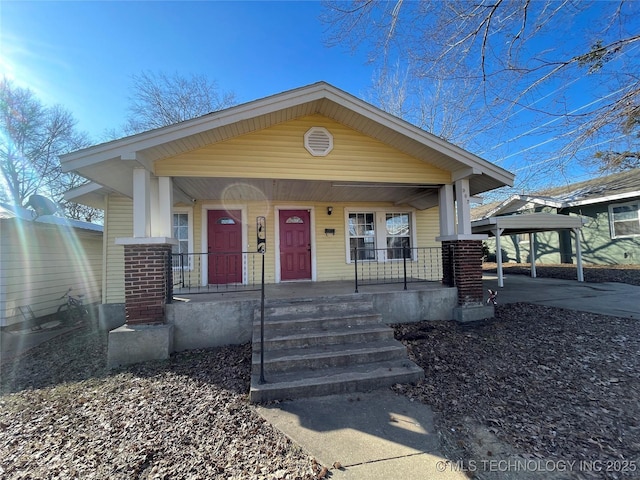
[[173, 177, 440, 209]]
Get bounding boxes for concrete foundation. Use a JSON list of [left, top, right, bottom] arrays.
[[453, 304, 495, 323], [166, 299, 256, 352], [107, 323, 174, 369], [165, 287, 459, 354], [372, 288, 457, 323], [98, 303, 125, 331]]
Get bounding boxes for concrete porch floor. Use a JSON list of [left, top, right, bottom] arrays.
[[172, 280, 451, 303]]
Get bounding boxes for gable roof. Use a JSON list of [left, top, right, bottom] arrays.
[[60, 82, 514, 204], [482, 169, 640, 218]]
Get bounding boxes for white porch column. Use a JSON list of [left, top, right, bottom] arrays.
[[529, 233, 537, 278], [438, 184, 456, 236], [133, 167, 151, 237], [455, 178, 472, 235], [573, 228, 584, 282], [150, 176, 174, 238]]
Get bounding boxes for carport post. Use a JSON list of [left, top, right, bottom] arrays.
[[529, 233, 537, 278], [495, 227, 505, 287], [573, 228, 584, 282]]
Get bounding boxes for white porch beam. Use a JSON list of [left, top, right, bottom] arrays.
[[438, 184, 456, 236], [132, 167, 151, 237], [452, 167, 481, 182], [121, 151, 154, 171]]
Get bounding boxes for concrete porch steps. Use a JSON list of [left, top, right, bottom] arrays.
[[249, 297, 423, 403]]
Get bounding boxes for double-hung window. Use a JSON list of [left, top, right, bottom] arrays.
[[609, 201, 640, 238], [172, 208, 193, 269], [347, 210, 414, 262], [385, 213, 411, 259], [348, 213, 376, 260]]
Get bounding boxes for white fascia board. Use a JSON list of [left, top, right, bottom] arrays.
[[483, 195, 522, 217], [63, 182, 108, 201], [323, 88, 515, 187], [564, 190, 640, 207], [490, 195, 563, 216], [60, 81, 514, 188], [59, 83, 330, 172]]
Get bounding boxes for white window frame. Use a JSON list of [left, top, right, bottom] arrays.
[[172, 207, 194, 270], [344, 207, 417, 264], [609, 200, 640, 239]]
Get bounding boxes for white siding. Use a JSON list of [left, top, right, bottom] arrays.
[[0, 219, 102, 327]]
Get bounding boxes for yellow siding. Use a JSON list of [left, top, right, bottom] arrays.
[[155, 115, 451, 185], [104, 194, 131, 304], [0, 220, 102, 327], [100, 199, 442, 297], [190, 201, 441, 284]]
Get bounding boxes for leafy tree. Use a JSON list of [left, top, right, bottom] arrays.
[[0, 77, 99, 220], [323, 1, 640, 175], [123, 71, 237, 135]]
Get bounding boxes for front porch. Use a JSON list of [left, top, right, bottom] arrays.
[[166, 280, 458, 353], [165, 280, 456, 402]]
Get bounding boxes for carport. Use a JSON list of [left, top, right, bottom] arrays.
[[472, 213, 586, 287]]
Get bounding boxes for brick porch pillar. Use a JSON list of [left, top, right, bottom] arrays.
[[109, 237, 176, 369], [441, 239, 484, 306], [123, 243, 173, 325]]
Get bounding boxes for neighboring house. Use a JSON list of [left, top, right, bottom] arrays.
[[474, 169, 640, 266], [0, 202, 103, 328], [60, 82, 514, 365]]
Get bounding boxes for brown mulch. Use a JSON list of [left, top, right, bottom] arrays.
[[393, 303, 640, 479], [0, 326, 322, 480]]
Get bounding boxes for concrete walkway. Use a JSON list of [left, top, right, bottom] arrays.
[[483, 273, 640, 319], [257, 390, 467, 479], [256, 274, 640, 478]]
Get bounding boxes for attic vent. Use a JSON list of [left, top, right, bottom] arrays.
[[304, 127, 333, 156]]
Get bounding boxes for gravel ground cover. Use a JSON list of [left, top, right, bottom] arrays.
[[2, 265, 639, 479]]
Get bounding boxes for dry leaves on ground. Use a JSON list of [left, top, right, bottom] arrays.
[[1, 327, 322, 480], [393, 303, 640, 479]]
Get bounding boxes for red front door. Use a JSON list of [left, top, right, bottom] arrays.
[[279, 209, 312, 281], [208, 210, 242, 284]]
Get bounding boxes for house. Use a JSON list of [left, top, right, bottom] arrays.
[[0, 201, 102, 328], [474, 169, 640, 271], [60, 82, 514, 369]]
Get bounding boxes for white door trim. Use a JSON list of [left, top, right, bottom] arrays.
[[275, 206, 316, 283], [200, 204, 248, 286]]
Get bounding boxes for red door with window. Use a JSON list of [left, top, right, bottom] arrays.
[[208, 210, 242, 284], [279, 210, 312, 281]]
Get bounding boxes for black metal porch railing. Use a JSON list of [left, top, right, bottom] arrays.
[[353, 246, 443, 293], [170, 251, 264, 294]]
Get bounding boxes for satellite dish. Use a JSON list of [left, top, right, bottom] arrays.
[[27, 195, 60, 218]]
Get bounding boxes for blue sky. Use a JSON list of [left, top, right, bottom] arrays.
[[2, 1, 637, 194], [1, 1, 374, 139]]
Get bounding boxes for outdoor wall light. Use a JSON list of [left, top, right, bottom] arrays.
[[327, 206, 333, 215]]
